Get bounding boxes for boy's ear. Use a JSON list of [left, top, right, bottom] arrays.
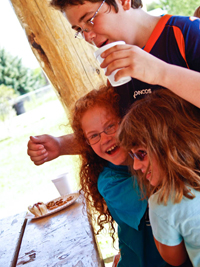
[[120, 0, 131, 10]]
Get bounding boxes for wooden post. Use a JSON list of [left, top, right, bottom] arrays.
[[9, 0, 106, 113]]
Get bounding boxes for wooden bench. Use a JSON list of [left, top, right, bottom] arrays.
[[0, 196, 105, 267]]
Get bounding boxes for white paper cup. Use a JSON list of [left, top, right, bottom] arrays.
[[51, 172, 72, 196], [94, 41, 131, 87]]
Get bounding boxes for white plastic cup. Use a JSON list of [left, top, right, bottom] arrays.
[[94, 41, 131, 87], [51, 172, 72, 196]]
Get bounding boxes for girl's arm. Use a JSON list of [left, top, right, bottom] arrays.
[[112, 253, 120, 267], [154, 238, 188, 266]]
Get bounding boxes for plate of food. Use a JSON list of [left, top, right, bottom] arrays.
[[26, 192, 79, 220]]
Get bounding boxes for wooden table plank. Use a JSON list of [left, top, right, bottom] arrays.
[[0, 211, 27, 267], [17, 197, 104, 266]]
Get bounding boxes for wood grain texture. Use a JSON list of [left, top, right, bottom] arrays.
[[0, 212, 27, 267], [9, 0, 106, 114], [17, 198, 104, 266]]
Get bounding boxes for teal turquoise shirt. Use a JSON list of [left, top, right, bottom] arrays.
[[97, 163, 167, 267]]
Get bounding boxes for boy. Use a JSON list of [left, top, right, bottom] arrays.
[[28, 0, 200, 164]]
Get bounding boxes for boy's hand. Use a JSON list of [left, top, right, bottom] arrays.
[[100, 44, 164, 86], [27, 135, 61, 165]]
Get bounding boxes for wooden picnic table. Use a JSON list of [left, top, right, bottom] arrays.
[[0, 194, 105, 267]]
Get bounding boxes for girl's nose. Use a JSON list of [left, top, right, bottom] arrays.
[[100, 132, 112, 144], [133, 157, 143, 171]]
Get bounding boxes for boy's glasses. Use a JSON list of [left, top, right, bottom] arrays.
[[129, 150, 147, 161], [86, 121, 120, 145], [73, 0, 105, 39]]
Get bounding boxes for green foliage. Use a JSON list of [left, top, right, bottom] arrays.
[[146, 1, 161, 11], [0, 84, 17, 121], [0, 48, 46, 95], [153, 0, 198, 16], [33, 67, 47, 86]]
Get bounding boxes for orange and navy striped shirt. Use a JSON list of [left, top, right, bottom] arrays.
[[116, 15, 200, 116]]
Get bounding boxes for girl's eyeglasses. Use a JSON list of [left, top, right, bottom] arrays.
[[86, 121, 120, 145], [129, 150, 147, 161]]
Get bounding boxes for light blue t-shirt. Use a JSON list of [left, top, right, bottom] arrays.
[[149, 188, 200, 266]]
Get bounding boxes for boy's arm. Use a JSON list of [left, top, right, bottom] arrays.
[[153, 59, 200, 109], [154, 238, 188, 266], [27, 134, 80, 166], [100, 44, 200, 108]]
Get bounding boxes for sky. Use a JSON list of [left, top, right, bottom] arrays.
[[0, 0, 154, 70], [0, 0, 40, 69]]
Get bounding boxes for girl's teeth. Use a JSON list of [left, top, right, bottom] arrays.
[[107, 145, 116, 152]]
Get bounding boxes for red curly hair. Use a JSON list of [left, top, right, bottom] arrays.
[[70, 85, 121, 239]]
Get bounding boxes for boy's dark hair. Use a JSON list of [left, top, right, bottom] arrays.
[[50, 0, 143, 12], [194, 6, 200, 18]]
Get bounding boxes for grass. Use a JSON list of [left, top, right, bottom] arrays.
[[0, 92, 117, 263], [0, 97, 78, 217]]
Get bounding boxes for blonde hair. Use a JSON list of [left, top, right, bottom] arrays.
[[118, 88, 200, 204]]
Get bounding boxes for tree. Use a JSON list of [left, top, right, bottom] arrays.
[[0, 48, 46, 95], [151, 0, 198, 16], [0, 84, 17, 121], [146, 1, 161, 12], [10, 0, 106, 115]]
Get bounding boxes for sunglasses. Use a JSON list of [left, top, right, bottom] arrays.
[[129, 150, 147, 161]]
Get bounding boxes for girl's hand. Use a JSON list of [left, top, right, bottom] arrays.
[[112, 252, 121, 267]]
